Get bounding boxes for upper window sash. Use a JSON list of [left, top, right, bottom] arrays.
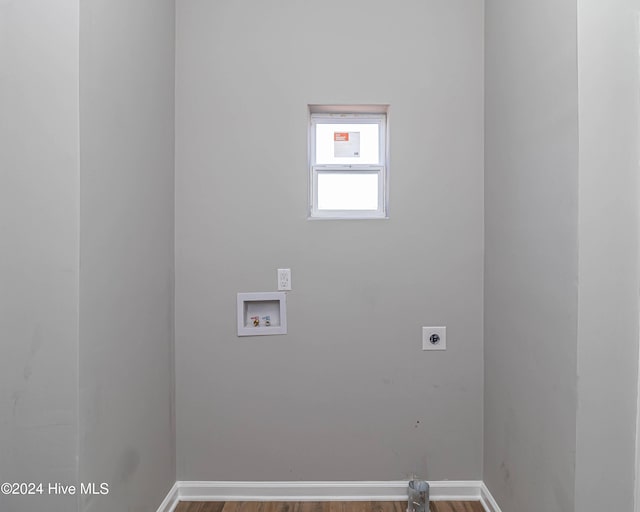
[[310, 113, 386, 167]]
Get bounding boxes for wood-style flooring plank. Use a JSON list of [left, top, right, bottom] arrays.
[[175, 502, 226, 512], [371, 502, 406, 512], [263, 502, 295, 512], [222, 502, 272, 512], [294, 502, 331, 512], [431, 501, 485, 512], [329, 502, 368, 512]]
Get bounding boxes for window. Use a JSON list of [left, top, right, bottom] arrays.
[[308, 108, 388, 219]]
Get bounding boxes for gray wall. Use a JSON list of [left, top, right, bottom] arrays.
[[0, 1, 80, 511], [484, 1, 580, 511], [5, 3, 638, 510], [78, 1, 176, 511], [575, 1, 640, 510], [175, 0, 484, 481]]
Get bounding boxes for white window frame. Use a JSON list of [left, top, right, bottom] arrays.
[[308, 111, 388, 219]]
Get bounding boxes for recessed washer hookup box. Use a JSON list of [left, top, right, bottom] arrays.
[[237, 292, 287, 336]]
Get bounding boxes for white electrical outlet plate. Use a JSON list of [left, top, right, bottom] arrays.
[[277, 268, 291, 290], [422, 326, 446, 350]]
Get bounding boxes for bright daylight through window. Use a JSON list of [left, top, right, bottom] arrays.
[[308, 108, 388, 219]]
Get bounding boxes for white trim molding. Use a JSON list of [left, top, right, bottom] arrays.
[[156, 481, 180, 512], [178, 480, 409, 502], [635, 253, 640, 512], [480, 483, 502, 512], [158, 481, 500, 512]]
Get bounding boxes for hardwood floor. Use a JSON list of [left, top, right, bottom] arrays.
[[174, 501, 484, 512]]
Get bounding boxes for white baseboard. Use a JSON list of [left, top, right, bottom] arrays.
[[479, 483, 502, 512], [156, 481, 180, 512], [177, 480, 410, 502], [158, 480, 500, 512]]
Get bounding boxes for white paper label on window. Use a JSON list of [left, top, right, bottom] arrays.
[[334, 131, 361, 158]]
